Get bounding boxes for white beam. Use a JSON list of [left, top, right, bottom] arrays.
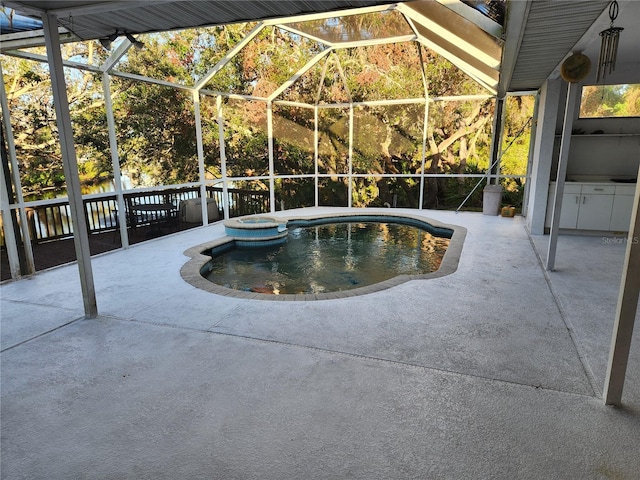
[[217, 96, 230, 219], [193, 91, 209, 224], [272, 100, 315, 109], [194, 22, 265, 91], [276, 24, 333, 48], [431, 95, 494, 102], [0, 157, 21, 279], [419, 67, 429, 210], [42, 12, 97, 318], [526, 78, 562, 234], [110, 70, 192, 91], [100, 37, 134, 73], [199, 90, 268, 102], [497, 0, 531, 97], [415, 37, 497, 94], [333, 53, 352, 103], [266, 3, 395, 26], [269, 48, 332, 102], [348, 104, 353, 207], [315, 54, 331, 105], [0, 29, 76, 53], [3, 49, 103, 73], [267, 101, 275, 213], [604, 164, 640, 406], [488, 96, 506, 185], [546, 81, 578, 271], [314, 106, 319, 207], [398, 3, 500, 68], [102, 73, 128, 248], [332, 35, 417, 49], [0, 60, 35, 275], [520, 91, 540, 219]]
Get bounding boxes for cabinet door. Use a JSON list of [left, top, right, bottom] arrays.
[[559, 193, 580, 228], [609, 195, 635, 231], [576, 194, 614, 230]]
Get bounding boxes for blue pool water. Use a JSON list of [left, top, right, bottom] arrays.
[[201, 219, 450, 295]]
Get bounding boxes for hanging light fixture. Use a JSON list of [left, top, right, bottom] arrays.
[[125, 33, 145, 50], [99, 31, 144, 51], [596, 0, 624, 82], [99, 32, 118, 50]]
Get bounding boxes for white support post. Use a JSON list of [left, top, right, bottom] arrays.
[[0, 158, 21, 278], [526, 78, 562, 234], [604, 164, 640, 406], [488, 96, 506, 185], [348, 104, 354, 208], [102, 74, 128, 248], [217, 96, 229, 219], [418, 43, 429, 210], [520, 91, 540, 219], [267, 101, 276, 213], [314, 106, 319, 207], [100, 39, 133, 243], [193, 90, 208, 224], [0, 65, 35, 275], [419, 98, 429, 210], [546, 81, 578, 271], [42, 12, 97, 318]]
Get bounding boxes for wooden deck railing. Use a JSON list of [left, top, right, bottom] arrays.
[[20, 186, 269, 244]]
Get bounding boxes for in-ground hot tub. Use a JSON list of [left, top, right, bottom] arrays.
[[182, 211, 466, 301], [223, 216, 288, 247]]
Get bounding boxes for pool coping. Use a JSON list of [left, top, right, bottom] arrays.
[[181, 211, 467, 301]]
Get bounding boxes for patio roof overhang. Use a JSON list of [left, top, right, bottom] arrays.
[[3, 0, 629, 95]]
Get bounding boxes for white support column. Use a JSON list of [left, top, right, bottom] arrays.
[[348, 104, 354, 208], [0, 65, 35, 275], [0, 158, 20, 278], [526, 78, 562, 234], [267, 101, 275, 213], [42, 12, 97, 318], [546, 81, 578, 271], [488, 96, 506, 185], [520, 91, 540, 219], [314, 106, 319, 207], [193, 90, 208, 223], [419, 99, 429, 210], [604, 164, 640, 406], [217, 95, 229, 219], [418, 43, 428, 210], [102, 74, 129, 248]]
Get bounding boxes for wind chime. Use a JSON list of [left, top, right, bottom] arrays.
[[596, 0, 624, 82]]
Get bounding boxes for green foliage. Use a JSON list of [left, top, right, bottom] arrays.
[[580, 84, 640, 118], [3, 13, 534, 207]]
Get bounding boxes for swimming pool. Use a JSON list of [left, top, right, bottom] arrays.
[[181, 212, 466, 300]]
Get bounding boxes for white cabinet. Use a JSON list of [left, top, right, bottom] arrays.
[[575, 184, 615, 230], [609, 185, 637, 231], [546, 184, 581, 228], [559, 193, 581, 228], [546, 182, 634, 232]]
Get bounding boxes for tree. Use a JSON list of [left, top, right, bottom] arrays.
[[3, 13, 533, 211], [2, 42, 111, 196]]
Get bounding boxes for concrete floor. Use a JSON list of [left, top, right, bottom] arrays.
[[1, 208, 639, 479]]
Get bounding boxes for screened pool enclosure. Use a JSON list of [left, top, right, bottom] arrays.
[[1, 1, 529, 277]]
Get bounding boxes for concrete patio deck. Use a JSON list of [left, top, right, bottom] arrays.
[[1, 208, 639, 479]]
